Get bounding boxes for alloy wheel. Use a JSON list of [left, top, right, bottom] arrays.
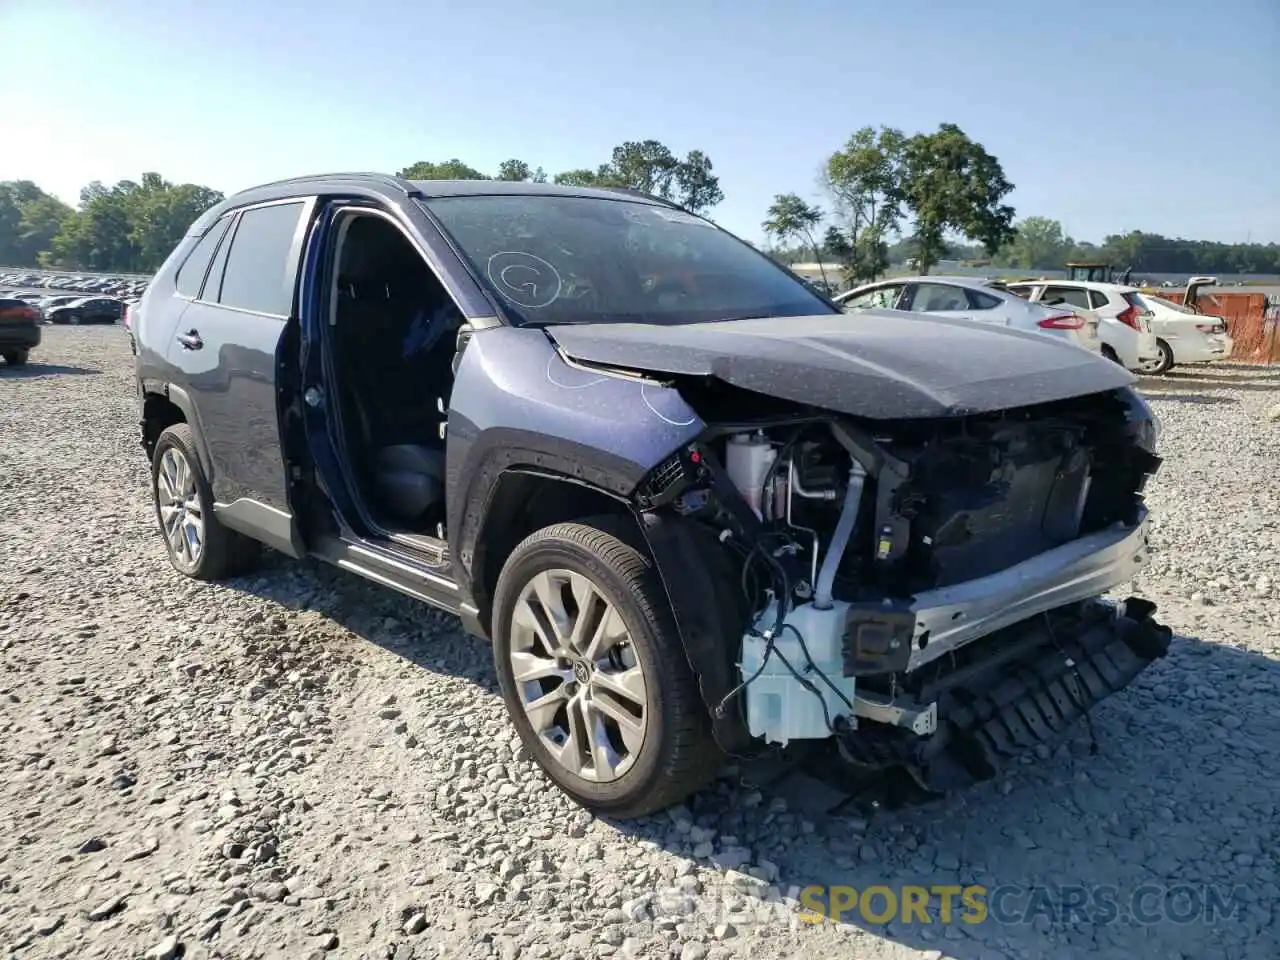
[[156, 447, 204, 567], [508, 568, 648, 782]]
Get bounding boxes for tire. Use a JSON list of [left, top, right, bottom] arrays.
[[1100, 345, 1121, 364], [491, 517, 719, 818], [2, 349, 28, 366], [1151, 339, 1174, 375], [151, 423, 260, 581]]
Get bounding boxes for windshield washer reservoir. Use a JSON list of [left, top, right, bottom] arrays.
[[740, 599, 857, 746]]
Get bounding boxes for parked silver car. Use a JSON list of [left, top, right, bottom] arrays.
[[834, 276, 1102, 355]]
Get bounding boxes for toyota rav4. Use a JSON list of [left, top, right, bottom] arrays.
[[132, 174, 1171, 818]]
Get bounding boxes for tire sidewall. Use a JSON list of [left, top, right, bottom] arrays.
[[151, 425, 220, 578], [491, 531, 677, 811]]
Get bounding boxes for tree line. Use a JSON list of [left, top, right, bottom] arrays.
[[0, 139, 723, 275], [761, 123, 1280, 284], [2, 129, 1275, 278]]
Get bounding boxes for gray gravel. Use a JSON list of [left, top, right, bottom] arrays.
[[1, 328, 1278, 960]]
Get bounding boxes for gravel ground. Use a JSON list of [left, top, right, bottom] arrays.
[[1, 327, 1278, 960]]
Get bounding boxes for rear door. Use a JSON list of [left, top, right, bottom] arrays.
[[168, 196, 315, 555]]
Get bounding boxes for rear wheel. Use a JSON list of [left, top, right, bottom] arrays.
[[2, 349, 28, 366], [1100, 345, 1121, 364], [1138, 339, 1174, 376], [491, 517, 719, 818], [151, 424, 259, 580]]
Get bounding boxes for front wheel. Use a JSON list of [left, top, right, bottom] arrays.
[[2, 349, 28, 366], [491, 518, 719, 818], [150, 424, 259, 580]]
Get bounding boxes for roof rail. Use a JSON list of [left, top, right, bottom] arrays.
[[233, 171, 419, 197], [598, 185, 682, 210]]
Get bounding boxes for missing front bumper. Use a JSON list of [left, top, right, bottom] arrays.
[[837, 597, 1173, 792], [844, 510, 1153, 677]]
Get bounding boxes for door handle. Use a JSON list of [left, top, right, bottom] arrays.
[[177, 329, 203, 350]]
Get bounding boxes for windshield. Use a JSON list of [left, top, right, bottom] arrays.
[[421, 194, 835, 326]]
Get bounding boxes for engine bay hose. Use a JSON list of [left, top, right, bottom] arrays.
[[813, 462, 867, 609]]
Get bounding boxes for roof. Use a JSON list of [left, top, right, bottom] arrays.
[[188, 172, 675, 236], [849, 275, 1003, 290], [409, 179, 671, 204], [1007, 279, 1139, 293]]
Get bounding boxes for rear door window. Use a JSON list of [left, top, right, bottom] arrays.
[[910, 283, 971, 312], [1042, 286, 1091, 310], [1089, 290, 1111, 310], [215, 201, 307, 316]]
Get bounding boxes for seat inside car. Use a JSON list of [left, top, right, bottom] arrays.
[[332, 216, 463, 532]]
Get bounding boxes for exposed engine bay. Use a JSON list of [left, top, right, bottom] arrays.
[[634, 385, 1172, 792]]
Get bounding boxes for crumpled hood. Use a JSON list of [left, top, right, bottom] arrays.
[[546, 311, 1136, 420]]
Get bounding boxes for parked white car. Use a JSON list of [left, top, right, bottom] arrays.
[[1005, 280, 1159, 372], [834, 276, 1103, 355], [1130, 292, 1233, 373]]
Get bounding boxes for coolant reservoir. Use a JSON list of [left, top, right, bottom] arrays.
[[739, 600, 857, 746], [725, 433, 777, 519]]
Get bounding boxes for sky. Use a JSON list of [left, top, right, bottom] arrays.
[[1, 0, 1277, 247]]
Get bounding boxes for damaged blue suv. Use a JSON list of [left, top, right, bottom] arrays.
[[132, 174, 1171, 817]]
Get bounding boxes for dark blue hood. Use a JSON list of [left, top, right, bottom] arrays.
[[545, 311, 1136, 420]]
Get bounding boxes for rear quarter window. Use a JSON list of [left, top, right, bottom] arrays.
[[967, 289, 1003, 310], [176, 216, 233, 299]]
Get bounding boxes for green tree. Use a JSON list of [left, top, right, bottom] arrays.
[[763, 194, 828, 288], [0, 181, 75, 266], [898, 123, 1016, 274], [823, 126, 905, 282], [495, 159, 548, 183], [553, 140, 723, 213], [995, 216, 1069, 270], [672, 149, 724, 214], [553, 165, 626, 188], [396, 159, 490, 180], [610, 140, 680, 196], [43, 175, 223, 272]]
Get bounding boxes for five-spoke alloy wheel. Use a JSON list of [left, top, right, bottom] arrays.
[[150, 423, 258, 581], [157, 445, 205, 571], [492, 518, 718, 817], [509, 568, 649, 782]]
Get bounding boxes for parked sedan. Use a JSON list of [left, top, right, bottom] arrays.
[[1133, 293, 1233, 373], [37, 294, 82, 318], [834, 276, 1102, 354], [0, 298, 42, 365], [1005, 280, 1160, 372], [47, 296, 125, 325]]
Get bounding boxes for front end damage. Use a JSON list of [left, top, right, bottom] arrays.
[[633, 383, 1172, 794]]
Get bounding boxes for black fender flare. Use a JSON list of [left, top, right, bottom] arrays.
[[637, 510, 760, 758]]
